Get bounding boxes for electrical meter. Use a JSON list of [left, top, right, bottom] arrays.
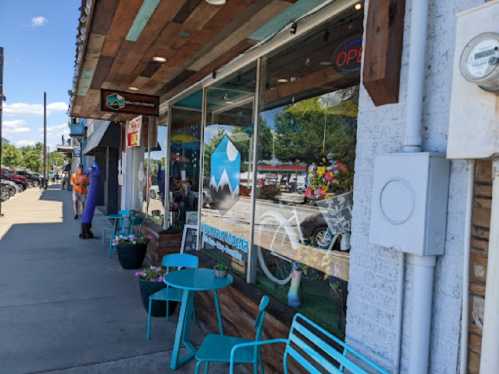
[[460, 32, 499, 92]]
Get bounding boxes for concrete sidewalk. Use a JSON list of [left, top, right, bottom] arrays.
[[0, 186, 209, 374]]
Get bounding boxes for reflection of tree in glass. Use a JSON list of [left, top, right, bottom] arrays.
[[273, 97, 357, 170]]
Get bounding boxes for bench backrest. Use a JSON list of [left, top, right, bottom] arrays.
[[284, 314, 388, 374]]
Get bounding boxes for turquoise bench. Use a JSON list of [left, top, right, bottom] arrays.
[[229, 313, 389, 374]]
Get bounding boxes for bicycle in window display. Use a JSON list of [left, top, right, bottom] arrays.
[[255, 190, 353, 289]]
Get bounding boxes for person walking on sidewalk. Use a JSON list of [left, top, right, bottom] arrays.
[[70, 165, 88, 219]]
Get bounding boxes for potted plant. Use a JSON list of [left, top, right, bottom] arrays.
[[115, 233, 148, 269], [134, 266, 177, 317], [214, 263, 229, 278]]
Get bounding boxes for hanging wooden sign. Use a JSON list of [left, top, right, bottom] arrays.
[[101, 89, 159, 116]]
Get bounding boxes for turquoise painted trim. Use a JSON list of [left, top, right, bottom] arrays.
[[77, 68, 95, 96], [249, 0, 328, 42], [126, 0, 160, 42]]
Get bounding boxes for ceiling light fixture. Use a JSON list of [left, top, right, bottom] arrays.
[[152, 56, 166, 63], [320, 61, 333, 66], [354, 3, 362, 10], [277, 78, 288, 83], [129, 86, 139, 91], [206, 0, 226, 5]]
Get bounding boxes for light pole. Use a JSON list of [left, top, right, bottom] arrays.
[[0, 47, 5, 217], [43, 91, 47, 189]]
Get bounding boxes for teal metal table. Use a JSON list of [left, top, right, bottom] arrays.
[[164, 268, 233, 370]]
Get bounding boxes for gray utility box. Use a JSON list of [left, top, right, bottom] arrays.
[[369, 153, 450, 256]]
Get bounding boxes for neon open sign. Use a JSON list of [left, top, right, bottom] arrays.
[[334, 36, 362, 74]]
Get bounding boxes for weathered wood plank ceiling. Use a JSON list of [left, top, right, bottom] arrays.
[[71, 0, 301, 121]]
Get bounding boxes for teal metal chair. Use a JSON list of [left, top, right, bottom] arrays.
[[229, 313, 389, 374], [146, 253, 199, 340], [194, 295, 270, 374], [105, 210, 144, 257]]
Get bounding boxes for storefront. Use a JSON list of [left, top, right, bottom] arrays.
[[161, 5, 364, 351], [70, 0, 495, 372]]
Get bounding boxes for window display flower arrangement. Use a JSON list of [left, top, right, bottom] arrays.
[[304, 158, 350, 200]]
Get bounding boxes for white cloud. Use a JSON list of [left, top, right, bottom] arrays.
[[4, 102, 68, 116], [15, 139, 36, 147], [46, 122, 69, 134], [47, 102, 68, 112], [31, 16, 47, 27], [3, 119, 31, 134]]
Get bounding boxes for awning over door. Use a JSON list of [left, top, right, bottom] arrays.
[[83, 122, 120, 155]]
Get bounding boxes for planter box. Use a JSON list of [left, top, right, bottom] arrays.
[[117, 242, 147, 269], [142, 223, 182, 266], [138, 279, 178, 317]]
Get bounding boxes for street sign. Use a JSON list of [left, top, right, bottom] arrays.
[[100, 89, 159, 116]]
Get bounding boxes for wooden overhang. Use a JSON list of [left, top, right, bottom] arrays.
[[69, 0, 320, 122]]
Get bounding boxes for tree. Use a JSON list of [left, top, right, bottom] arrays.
[[48, 151, 65, 169], [20, 143, 43, 172], [3, 143, 22, 167], [272, 97, 357, 168]]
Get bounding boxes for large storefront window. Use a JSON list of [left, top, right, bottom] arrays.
[[200, 63, 256, 278], [169, 91, 202, 231], [253, 9, 362, 333]]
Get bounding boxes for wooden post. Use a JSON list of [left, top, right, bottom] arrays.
[[363, 0, 406, 106]]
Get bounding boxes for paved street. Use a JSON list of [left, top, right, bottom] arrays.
[[0, 186, 203, 374]]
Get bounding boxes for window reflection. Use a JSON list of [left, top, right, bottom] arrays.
[[144, 124, 167, 226], [254, 6, 363, 334], [169, 93, 202, 231], [200, 64, 256, 278]]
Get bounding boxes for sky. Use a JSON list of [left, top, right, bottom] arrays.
[[0, 0, 80, 149]]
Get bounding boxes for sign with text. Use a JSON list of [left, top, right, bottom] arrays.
[[127, 116, 142, 148], [100, 89, 159, 116], [333, 36, 362, 74], [201, 223, 248, 262]]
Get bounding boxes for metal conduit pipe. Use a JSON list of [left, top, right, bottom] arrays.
[[402, 1, 437, 374]]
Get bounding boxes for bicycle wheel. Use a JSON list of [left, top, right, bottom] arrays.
[[256, 214, 295, 286]]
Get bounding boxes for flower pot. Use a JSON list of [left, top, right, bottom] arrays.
[[117, 242, 147, 269], [214, 269, 228, 278], [138, 279, 178, 317]]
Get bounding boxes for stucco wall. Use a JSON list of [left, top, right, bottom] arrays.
[[346, 0, 484, 373]]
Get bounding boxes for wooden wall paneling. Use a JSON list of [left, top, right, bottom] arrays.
[[108, 0, 187, 90], [362, 0, 406, 106], [90, 56, 114, 90], [91, 0, 119, 35], [77, 34, 106, 96], [145, 0, 270, 93], [182, 1, 222, 33], [101, 0, 144, 58], [468, 159, 492, 374], [160, 38, 256, 99], [173, 0, 203, 24], [189, 0, 290, 72]]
